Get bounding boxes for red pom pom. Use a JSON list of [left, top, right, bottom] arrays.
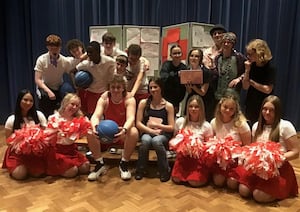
[[7, 125, 54, 156], [238, 141, 285, 180], [47, 116, 91, 141], [171, 130, 206, 159], [204, 136, 242, 170]]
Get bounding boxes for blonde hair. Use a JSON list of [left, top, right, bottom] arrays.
[[246, 39, 272, 64], [214, 90, 247, 129], [183, 95, 206, 128], [46, 34, 62, 47], [108, 74, 128, 97], [58, 93, 83, 118]]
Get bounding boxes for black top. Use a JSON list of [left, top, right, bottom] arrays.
[[160, 60, 187, 107]]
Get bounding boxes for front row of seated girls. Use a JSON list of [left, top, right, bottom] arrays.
[[3, 89, 91, 180], [170, 91, 299, 203]]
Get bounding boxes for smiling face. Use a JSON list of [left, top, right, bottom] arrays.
[[170, 46, 182, 64], [188, 50, 201, 69], [188, 99, 201, 122], [20, 93, 34, 114], [149, 81, 161, 97], [63, 96, 81, 117], [220, 99, 236, 123], [262, 102, 275, 125], [70, 46, 84, 59]]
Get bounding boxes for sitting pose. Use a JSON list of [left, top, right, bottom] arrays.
[[210, 89, 251, 189], [87, 74, 139, 181], [46, 93, 90, 178], [2, 89, 47, 180], [135, 77, 175, 182], [171, 95, 213, 187], [238, 95, 299, 203]]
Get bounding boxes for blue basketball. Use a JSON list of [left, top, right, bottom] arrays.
[[75, 70, 93, 88], [96, 120, 119, 144]]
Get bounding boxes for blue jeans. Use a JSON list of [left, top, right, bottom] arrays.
[[137, 134, 169, 174]]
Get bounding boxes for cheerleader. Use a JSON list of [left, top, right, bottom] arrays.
[[238, 95, 299, 202], [210, 89, 251, 189], [170, 95, 213, 187], [47, 93, 90, 178], [2, 89, 47, 180]]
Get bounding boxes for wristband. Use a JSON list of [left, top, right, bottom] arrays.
[[122, 127, 128, 134]]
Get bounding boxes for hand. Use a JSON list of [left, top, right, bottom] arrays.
[[244, 60, 251, 71], [228, 78, 241, 88], [151, 128, 162, 136], [113, 127, 126, 141], [47, 90, 56, 100]]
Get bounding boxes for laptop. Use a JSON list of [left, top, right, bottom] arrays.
[[179, 69, 203, 84]]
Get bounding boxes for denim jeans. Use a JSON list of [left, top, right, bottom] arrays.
[[137, 134, 169, 174]]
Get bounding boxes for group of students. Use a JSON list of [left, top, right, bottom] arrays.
[[2, 25, 299, 204]]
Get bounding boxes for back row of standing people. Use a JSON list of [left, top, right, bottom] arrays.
[[160, 24, 275, 126]]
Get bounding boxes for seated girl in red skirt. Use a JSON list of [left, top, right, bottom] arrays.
[[238, 95, 299, 203], [210, 89, 251, 189], [2, 89, 48, 180], [46, 93, 90, 178], [170, 95, 213, 187]]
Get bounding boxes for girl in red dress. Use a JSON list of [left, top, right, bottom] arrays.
[[238, 95, 299, 202], [46, 93, 90, 177], [171, 95, 213, 187]]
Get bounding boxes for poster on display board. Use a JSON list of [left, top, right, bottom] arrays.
[[89, 25, 123, 51], [161, 22, 214, 63], [123, 25, 161, 76]]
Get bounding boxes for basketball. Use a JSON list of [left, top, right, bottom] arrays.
[[96, 120, 119, 144], [74, 70, 93, 88]]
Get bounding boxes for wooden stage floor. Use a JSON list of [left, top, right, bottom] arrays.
[[0, 126, 299, 212]]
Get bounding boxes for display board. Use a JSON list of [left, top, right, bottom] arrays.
[[89, 25, 123, 50], [161, 22, 214, 63], [123, 25, 161, 76]]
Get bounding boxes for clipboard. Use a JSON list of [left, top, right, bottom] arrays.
[[179, 69, 203, 84]]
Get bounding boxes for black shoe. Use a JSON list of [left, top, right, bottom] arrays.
[[119, 161, 131, 180], [160, 168, 171, 182], [135, 169, 144, 180]]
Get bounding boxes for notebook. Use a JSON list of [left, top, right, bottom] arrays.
[[179, 69, 203, 84]]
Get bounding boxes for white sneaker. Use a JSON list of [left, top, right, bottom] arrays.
[[88, 162, 106, 181], [119, 161, 131, 180]]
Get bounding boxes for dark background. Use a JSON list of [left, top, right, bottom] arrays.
[[1, 0, 300, 129]]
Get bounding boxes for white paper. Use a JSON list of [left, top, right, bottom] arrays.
[[126, 28, 141, 46], [141, 28, 160, 43], [90, 28, 107, 43]]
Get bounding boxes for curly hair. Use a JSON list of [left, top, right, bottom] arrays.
[[246, 39, 272, 64]]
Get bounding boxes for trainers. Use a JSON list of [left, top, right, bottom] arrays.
[[119, 161, 131, 180], [87, 162, 106, 181]]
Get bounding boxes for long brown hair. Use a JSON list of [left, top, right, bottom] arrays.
[[183, 95, 206, 128], [253, 95, 281, 142]]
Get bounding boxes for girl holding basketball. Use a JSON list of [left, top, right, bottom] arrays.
[[135, 77, 175, 182]]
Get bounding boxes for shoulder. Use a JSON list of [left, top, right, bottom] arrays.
[[252, 122, 258, 133], [210, 118, 216, 127], [175, 117, 185, 125], [280, 119, 296, 131], [101, 55, 116, 63], [4, 114, 15, 129]]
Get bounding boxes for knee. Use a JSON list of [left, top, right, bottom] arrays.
[[226, 177, 239, 190], [253, 189, 275, 203], [63, 166, 78, 178], [188, 180, 207, 187], [213, 174, 226, 187], [79, 162, 90, 175], [11, 165, 28, 180], [239, 184, 251, 198]]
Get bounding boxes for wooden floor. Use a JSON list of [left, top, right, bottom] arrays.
[[0, 126, 300, 212]]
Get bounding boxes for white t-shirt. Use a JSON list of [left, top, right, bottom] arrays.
[[100, 46, 127, 58], [175, 117, 213, 141], [210, 118, 250, 141], [127, 56, 149, 94], [76, 55, 116, 94], [252, 119, 297, 152], [5, 111, 47, 130], [34, 52, 78, 90]]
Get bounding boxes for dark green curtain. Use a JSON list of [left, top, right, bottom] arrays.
[[1, 0, 300, 130]]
